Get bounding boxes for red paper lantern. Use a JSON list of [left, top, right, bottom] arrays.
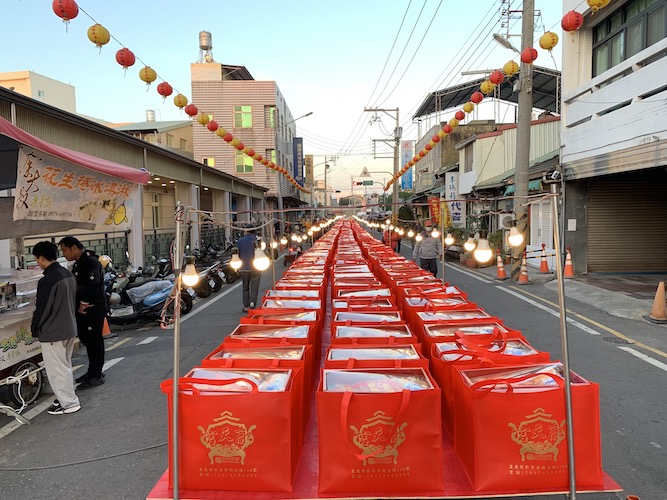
[[561, 10, 584, 33], [247, 148, 255, 157], [443, 124, 453, 134], [255, 154, 263, 162], [184, 104, 198, 117], [261, 159, 269, 166], [115, 48, 135, 70], [425, 144, 433, 151], [52, 0, 79, 23], [206, 120, 218, 132], [157, 82, 173, 99], [431, 134, 441, 143], [455, 110, 465, 121], [418, 151, 426, 158], [521, 47, 538, 64], [489, 70, 505, 85], [413, 156, 420, 163], [236, 142, 245, 151], [222, 133, 233, 142], [470, 91, 484, 104]]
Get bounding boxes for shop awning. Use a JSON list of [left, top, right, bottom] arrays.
[[0, 116, 149, 187], [504, 179, 543, 195]]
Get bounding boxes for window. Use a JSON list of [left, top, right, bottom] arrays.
[[180, 138, 187, 150], [145, 135, 157, 144], [150, 194, 160, 229], [464, 144, 473, 173], [235, 150, 253, 174], [233, 105, 252, 128], [37, 90, 45, 97], [166, 134, 174, 147], [265, 106, 275, 128], [592, 0, 666, 76], [203, 157, 215, 167]]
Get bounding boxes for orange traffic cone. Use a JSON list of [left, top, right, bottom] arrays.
[[102, 317, 112, 337], [517, 252, 529, 284], [644, 281, 667, 324], [539, 243, 551, 273], [564, 247, 575, 279], [495, 250, 508, 280]]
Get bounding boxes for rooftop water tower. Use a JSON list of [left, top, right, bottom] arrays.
[[198, 31, 215, 63]]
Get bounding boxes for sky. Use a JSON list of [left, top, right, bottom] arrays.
[[2, 0, 565, 196]]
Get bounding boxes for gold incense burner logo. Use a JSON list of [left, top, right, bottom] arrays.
[[350, 410, 407, 465], [508, 407, 565, 461], [198, 411, 257, 465]]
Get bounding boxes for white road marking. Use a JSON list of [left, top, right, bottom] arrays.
[[180, 280, 242, 324], [498, 286, 602, 335], [616, 346, 667, 373], [449, 264, 494, 284], [650, 441, 662, 449], [102, 357, 124, 372], [0, 398, 55, 439], [106, 337, 131, 351], [137, 336, 158, 345]]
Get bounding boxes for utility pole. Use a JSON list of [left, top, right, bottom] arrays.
[[511, 0, 534, 281], [365, 107, 401, 223]]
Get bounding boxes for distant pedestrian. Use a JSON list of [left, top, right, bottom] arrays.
[[58, 237, 107, 390], [382, 227, 401, 252], [413, 224, 441, 276], [237, 228, 261, 312], [31, 241, 81, 415]]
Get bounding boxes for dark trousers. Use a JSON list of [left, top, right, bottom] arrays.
[[240, 269, 261, 307], [420, 258, 438, 277], [77, 312, 105, 378]]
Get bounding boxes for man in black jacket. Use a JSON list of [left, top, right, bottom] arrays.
[[31, 241, 81, 415], [59, 237, 107, 390]]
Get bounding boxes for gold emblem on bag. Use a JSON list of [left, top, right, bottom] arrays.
[[350, 410, 407, 465], [198, 411, 257, 465], [508, 407, 565, 461]]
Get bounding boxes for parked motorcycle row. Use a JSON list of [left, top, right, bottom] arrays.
[[101, 249, 239, 327]]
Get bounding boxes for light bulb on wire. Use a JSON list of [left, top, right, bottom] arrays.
[[474, 231, 493, 263], [182, 256, 199, 287], [464, 235, 476, 252], [508, 223, 524, 247], [444, 233, 455, 246], [252, 247, 270, 271], [431, 228, 440, 238]]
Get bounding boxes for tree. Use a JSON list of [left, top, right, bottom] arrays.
[[338, 197, 350, 206]]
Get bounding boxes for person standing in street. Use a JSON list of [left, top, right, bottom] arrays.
[[412, 224, 441, 277], [383, 227, 401, 252], [31, 241, 81, 415], [237, 228, 261, 312], [58, 237, 107, 390]]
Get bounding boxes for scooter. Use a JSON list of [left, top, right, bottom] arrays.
[[107, 278, 193, 325], [444, 244, 465, 262]]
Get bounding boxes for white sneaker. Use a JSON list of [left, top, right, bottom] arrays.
[[47, 404, 81, 415], [249, 302, 255, 309]]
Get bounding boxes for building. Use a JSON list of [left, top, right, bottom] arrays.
[[190, 38, 305, 229], [0, 70, 76, 114], [114, 112, 194, 159], [561, 0, 667, 272]]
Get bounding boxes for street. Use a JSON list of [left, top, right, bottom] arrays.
[[0, 243, 665, 500]]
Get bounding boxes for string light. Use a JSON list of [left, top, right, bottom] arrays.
[[464, 234, 476, 252], [474, 231, 493, 263], [444, 233, 455, 246], [182, 256, 199, 287], [252, 247, 270, 271], [508, 221, 524, 247]]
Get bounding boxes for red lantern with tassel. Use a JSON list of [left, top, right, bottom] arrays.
[[157, 82, 173, 99], [52, 0, 79, 24], [431, 134, 441, 143], [236, 141, 245, 151], [455, 110, 465, 121], [425, 144, 433, 151], [443, 124, 453, 134], [115, 48, 136, 70], [470, 91, 484, 104], [206, 120, 218, 132], [184, 104, 198, 117], [489, 70, 505, 85], [562, 11, 584, 33], [223, 133, 233, 142], [521, 47, 538, 64]]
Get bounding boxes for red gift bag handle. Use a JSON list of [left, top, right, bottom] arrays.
[[339, 389, 411, 462], [470, 372, 564, 396], [177, 377, 260, 396], [431, 344, 485, 364]]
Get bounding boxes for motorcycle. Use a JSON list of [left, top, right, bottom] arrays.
[[444, 244, 465, 262], [107, 278, 193, 325], [284, 244, 303, 266]]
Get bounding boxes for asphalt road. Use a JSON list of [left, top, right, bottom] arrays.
[[0, 240, 665, 500]]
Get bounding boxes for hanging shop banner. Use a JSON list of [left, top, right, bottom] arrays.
[[293, 137, 304, 186], [400, 140, 414, 190], [428, 195, 451, 227], [13, 146, 140, 231], [445, 172, 466, 228], [305, 154, 314, 187]]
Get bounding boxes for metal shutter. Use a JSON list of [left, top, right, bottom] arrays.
[[587, 171, 667, 271]]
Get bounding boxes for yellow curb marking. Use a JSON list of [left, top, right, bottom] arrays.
[[509, 286, 667, 360], [106, 337, 132, 351]]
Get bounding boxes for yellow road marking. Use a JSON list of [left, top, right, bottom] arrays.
[[106, 337, 132, 351], [509, 286, 667, 360]]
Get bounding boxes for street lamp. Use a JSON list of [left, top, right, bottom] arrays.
[[493, 33, 521, 53]]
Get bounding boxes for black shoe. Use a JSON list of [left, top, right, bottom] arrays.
[[77, 376, 105, 390], [75, 373, 90, 384]]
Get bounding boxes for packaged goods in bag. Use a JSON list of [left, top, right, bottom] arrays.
[[336, 288, 391, 298], [317, 368, 444, 493], [265, 289, 320, 297], [262, 299, 322, 309], [332, 297, 397, 310], [328, 345, 421, 361], [227, 324, 310, 339], [206, 345, 306, 360], [452, 362, 603, 492], [334, 311, 402, 323], [161, 367, 301, 492]]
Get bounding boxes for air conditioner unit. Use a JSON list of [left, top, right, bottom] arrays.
[[497, 214, 514, 230]]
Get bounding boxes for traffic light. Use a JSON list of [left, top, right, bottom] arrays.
[[355, 181, 363, 185]]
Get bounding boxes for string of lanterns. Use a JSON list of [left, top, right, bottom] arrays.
[[50, 0, 310, 194], [384, 1, 609, 192]]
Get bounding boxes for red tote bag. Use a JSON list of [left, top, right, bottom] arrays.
[[452, 365, 604, 492], [160, 373, 300, 492], [317, 370, 444, 494]]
